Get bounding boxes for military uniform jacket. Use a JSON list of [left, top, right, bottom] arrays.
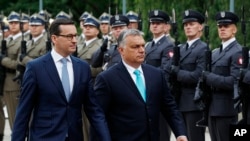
[[243, 70, 250, 124], [145, 35, 174, 69], [205, 40, 242, 116], [24, 31, 31, 41], [0, 34, 3, 49], [20, 35, 47, 66], [1, 34, 22, 91], [177, 39, 207, 112], [77, 34, 85, 47], [78, 38, 103, 77], [91, 44, 121, 70]]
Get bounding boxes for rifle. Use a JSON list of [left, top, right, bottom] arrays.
[[169, 8, 181, 102], [138, 8, 143, 31], [0, 16, 6, 96], [13, 12, 27, 83], [194, 10, 212, 127], [234, 5, 249, 124], [44, 10, 52, 52]]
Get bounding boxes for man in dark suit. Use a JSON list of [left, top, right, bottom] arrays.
[[171, 9, 207, 141], [11, 18, 111, 141], [94, 29, 188, 141], [203, 11, 242, 141]]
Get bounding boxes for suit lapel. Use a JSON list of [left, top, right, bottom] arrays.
[[77, 43, 88, 57], [145, 41, 156, 56], [70, 57, 81, 101], [180, 45, 192, 62], [146, 36, 167, 56], [180, 40, 200, 62], [212, 41, 237, 64], [43, 53, 68, 102], [117, 63, 146, 102], [141, 64, 151, 102]]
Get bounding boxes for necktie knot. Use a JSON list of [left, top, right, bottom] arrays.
[[151, 41, 155, 49], [133, 69, 140, 76], [219, 44, 223, 53], [185, 43, 189, 50], [61, 58, 68, 65]]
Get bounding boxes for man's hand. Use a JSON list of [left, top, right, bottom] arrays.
[[177, 135, 188, 141], [100, 38, 108, 52]]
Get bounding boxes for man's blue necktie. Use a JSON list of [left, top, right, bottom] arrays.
[[61, 58, 70, 101], [134, 70, 146, 101]]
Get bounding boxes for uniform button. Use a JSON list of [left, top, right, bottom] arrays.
[[148, 119, 151, 122]]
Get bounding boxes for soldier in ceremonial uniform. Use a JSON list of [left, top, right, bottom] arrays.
[[203, 11, 242, 141], [126, 11, 139, 29], [99, 12, 112, 40], [79, 16, 103, 79], [20, 13, 30, 40], [18, 13, 47, 66], [171, 10, 207, 141], [55, 11, 72, 19], [242, 68, 250, 125], [144, 9, 175, 141], [78, 11, 91, 47], [91, 14, 129, 70], [78, 16, 103, 141], [0, 15, 5, 141], [0, 11, 22, 130]]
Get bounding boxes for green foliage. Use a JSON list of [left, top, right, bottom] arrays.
[[1, 0, 250, 49]]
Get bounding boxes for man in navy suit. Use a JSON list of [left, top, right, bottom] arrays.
[[11, 18, 111, 141], [94, 29, 188, 141]]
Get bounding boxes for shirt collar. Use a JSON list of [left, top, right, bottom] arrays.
[[85, 37, 97, 46], [222, 37, 236, 50], [187, 38, 199, 47], [11, 32, 22, 40], [33, 33, 44, 43], [122, 60, 143, 75], [51, 48, 72, 63], [153, 34, 165, 44]]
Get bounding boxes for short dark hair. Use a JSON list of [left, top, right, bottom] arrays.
[[49, 18, 74, 37]]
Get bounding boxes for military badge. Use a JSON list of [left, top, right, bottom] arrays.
[[154, 10, 159, 16], [220, 12, 226, 18], [238, 57, 243, 65], [168, 51, 174, 58], [185, 10, 189, 16]]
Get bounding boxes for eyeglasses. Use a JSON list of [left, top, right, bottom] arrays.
[[56, 34, 77, 41]]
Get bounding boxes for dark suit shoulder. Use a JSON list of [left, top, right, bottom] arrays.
[[28, 52, 51, 64]]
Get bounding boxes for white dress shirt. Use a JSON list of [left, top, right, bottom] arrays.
[[51, 49, 74, 93]]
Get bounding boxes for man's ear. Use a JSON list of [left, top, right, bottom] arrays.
[[51, 35, 57, 43]]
